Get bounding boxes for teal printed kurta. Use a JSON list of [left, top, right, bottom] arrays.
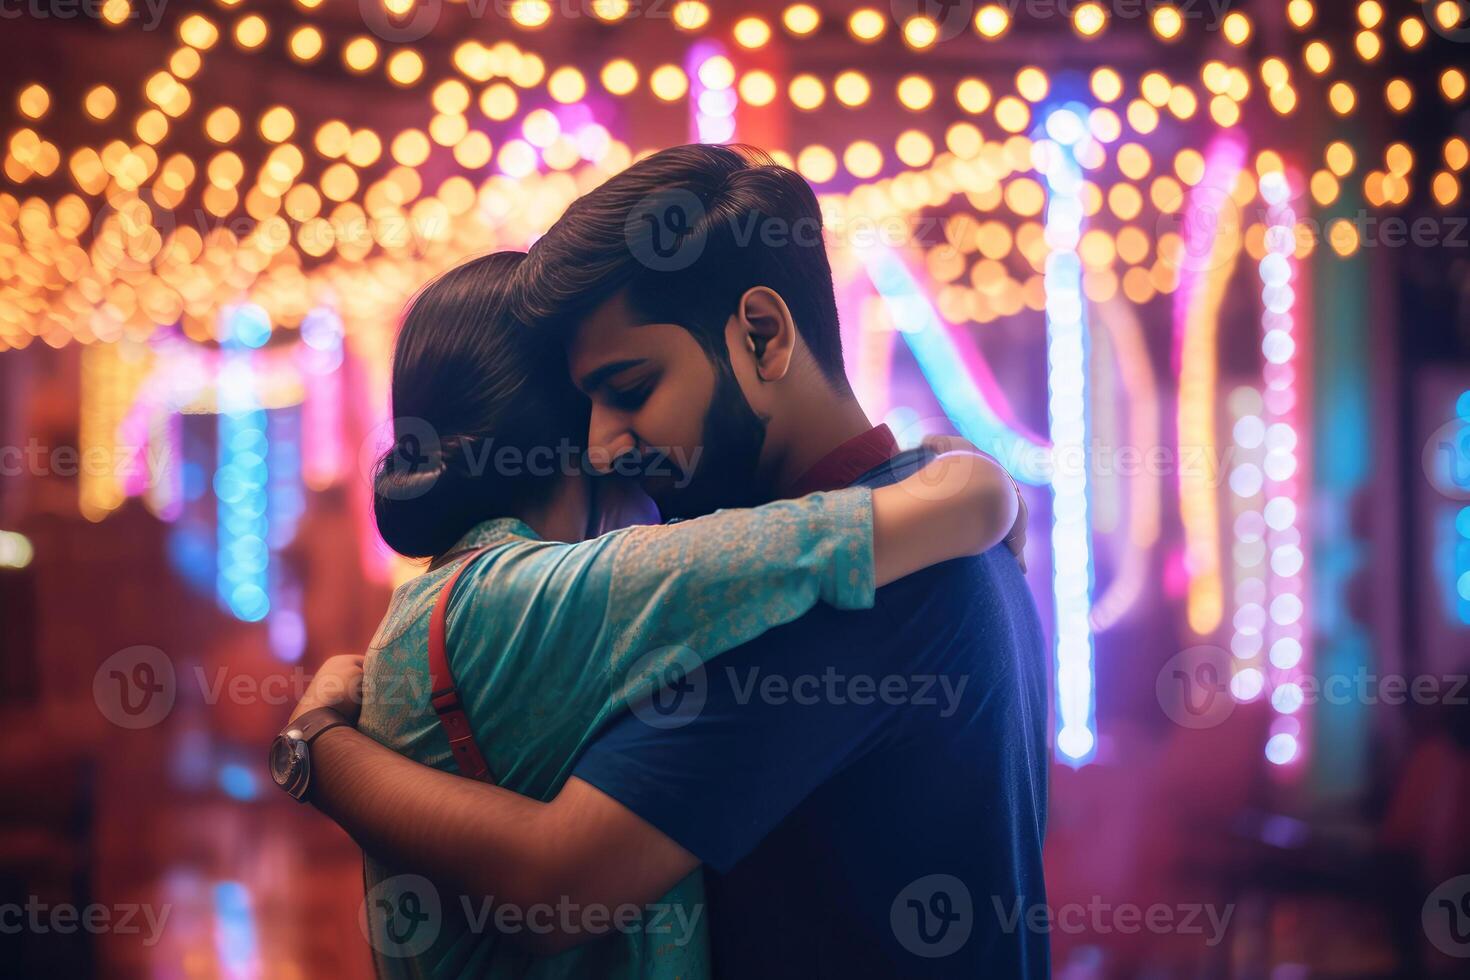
[[358, 487, 876, 979]]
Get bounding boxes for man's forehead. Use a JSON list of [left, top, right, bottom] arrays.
[[568, 292, 653, 369]]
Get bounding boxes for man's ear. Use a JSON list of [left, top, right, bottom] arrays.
[[733, 286, 797, 382]]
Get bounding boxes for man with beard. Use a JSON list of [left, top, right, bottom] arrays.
[[285, 145, 1050, 978]]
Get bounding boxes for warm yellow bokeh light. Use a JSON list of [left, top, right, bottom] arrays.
[[1288, 0, 1314, 28], [790, 74, 826, 111], [1074, 3, 1107, 37], [650, 65, 689, 101], [18, 84, 50, 120], [1386, 79, 1413, 112], [601, 60, 638, 96], [85, 85, 118, 121], [1445, 138, 1469, 171], [834, 71, 871, 107], [1326, 141, 1355, 176], [739, 71, 777, 107], [1310, 170, 1340, 206], [974, 4, 1009, 38], [1355, 30, 1382, 62], [547, 67, 587, 103], [849, 8, 886, 42], [344, 37, 379, 73], [1400, 16, 1427, 48], [509, 0, 552, 29], [179, 14, 219, 50], [1443, 69, 1467, 102], [895, 130, 934, 168], [1329, 81, 1357, 115], [782, 4, 820, 36], [672, 1, 710, 32], [897, 75, 935, 111], [289, 26, 324, 62], [388, 50, 425, 86], [392, 129, 432, 168], [480, 83, 519, 121], [1304, 41, 1331, 75], [1152, 6, 1182, 40], [796, 144, 836, 183], [995, 96, 1030, 133], [1432, 171, 1461, 207], [957, 78, 992, 114], [260, 106, 296, 143], [843, 140, 883, 179], [591, 0, 629, 23], [734, 16, 771, 48], [234, 14, 267, 49], [1223, 12, 1251, 45], [1017, 68, 1049, 103]]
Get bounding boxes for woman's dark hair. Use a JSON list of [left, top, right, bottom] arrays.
[[373, 251, 588, 559]]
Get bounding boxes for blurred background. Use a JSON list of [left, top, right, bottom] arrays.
[[2, 0, 1470, 976]]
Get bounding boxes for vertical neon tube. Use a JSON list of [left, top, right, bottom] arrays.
[[215, 306, 271, 622], [1258, 169, 1309, 769], [1174, 135, 1246, 637], [1042, 107, 1096, 765], [857, 245, 1051, 484]]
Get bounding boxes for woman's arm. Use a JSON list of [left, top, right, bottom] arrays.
[[514, 449, 1021, 687], [870, 448, 1025, 587]]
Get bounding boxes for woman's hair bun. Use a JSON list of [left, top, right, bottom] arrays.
[[372, 432, 491, 559]]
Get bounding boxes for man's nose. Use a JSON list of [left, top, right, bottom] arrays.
[[587, 410, 636, 474]]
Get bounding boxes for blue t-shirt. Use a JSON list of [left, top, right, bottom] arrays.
[[572, 449, 1050, 977]]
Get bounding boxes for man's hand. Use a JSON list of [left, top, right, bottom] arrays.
[[922, 434, 1027, 572], [290, 654, 365, 725]]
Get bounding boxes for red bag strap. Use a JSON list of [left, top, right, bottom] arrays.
[[428, 546, 496, 783]]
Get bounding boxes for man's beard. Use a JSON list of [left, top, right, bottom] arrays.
[[652, 363, 768, 521]]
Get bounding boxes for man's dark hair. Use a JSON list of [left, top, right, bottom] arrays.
[[514, 143, 850, 389]]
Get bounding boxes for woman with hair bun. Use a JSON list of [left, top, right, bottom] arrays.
[[337, 251, 1024, 978]]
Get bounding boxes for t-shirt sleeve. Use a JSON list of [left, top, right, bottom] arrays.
[[571, 597, 914, 873]]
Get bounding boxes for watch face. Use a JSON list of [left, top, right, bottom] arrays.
[[270, 734, 302, 788]]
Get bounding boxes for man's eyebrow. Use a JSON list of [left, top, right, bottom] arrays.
[[576, 358, 647, 393]]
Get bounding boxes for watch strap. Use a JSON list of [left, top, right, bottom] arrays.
[[289, 705, 352, 744]]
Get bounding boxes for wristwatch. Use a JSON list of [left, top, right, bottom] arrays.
[[269, 706, 352, 801]]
